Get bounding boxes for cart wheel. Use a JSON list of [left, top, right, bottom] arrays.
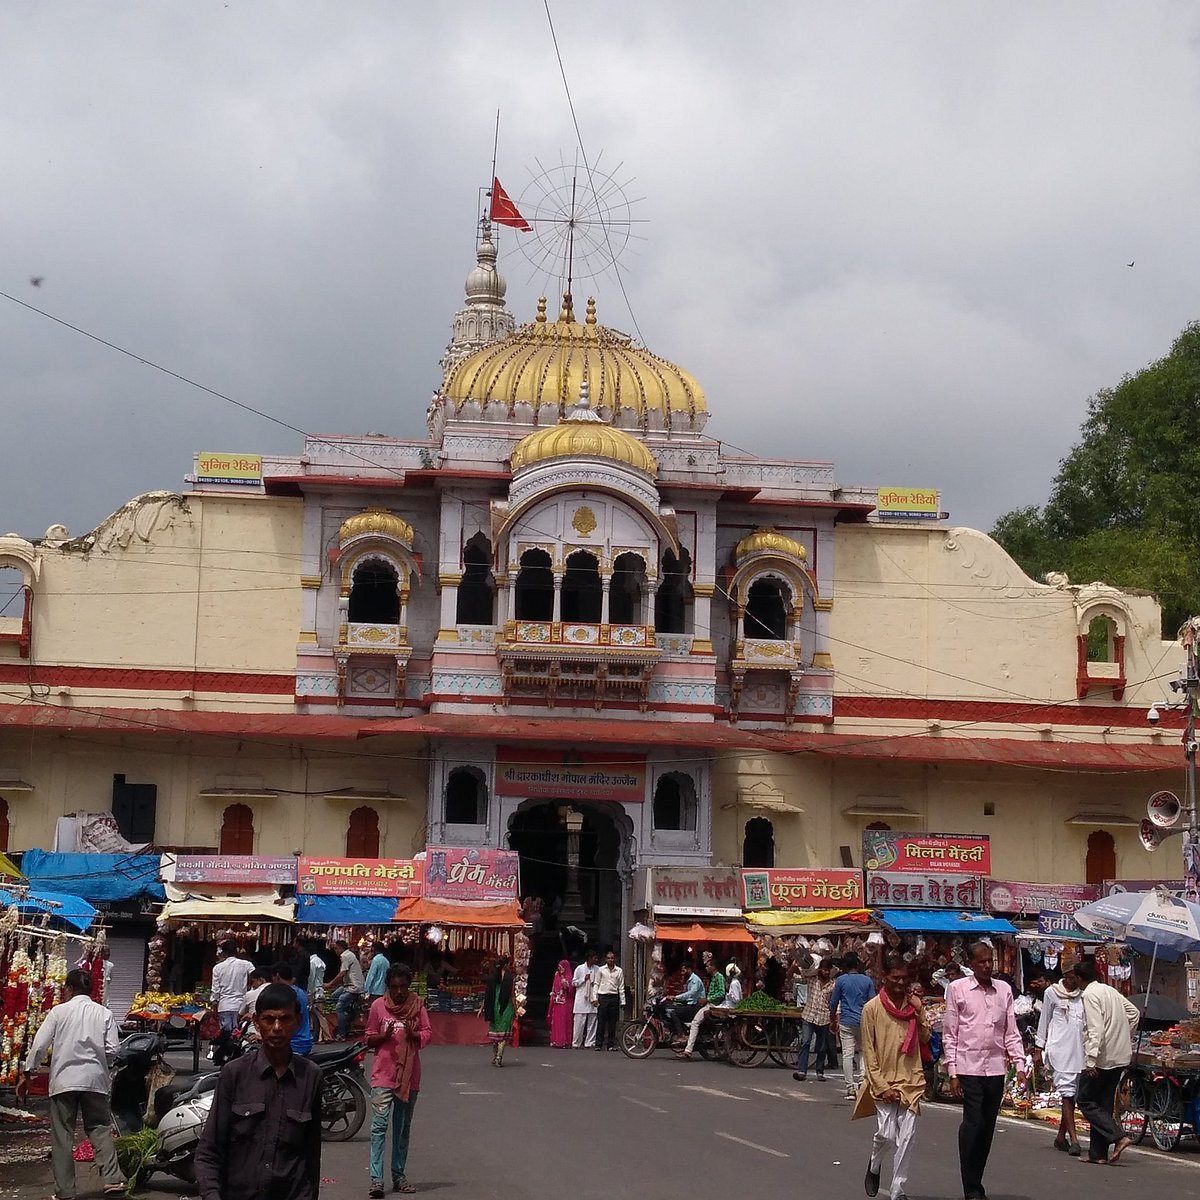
[[726, 1019, 770, 1069], [1116, 1069, 1148, 1145], [618, 1019, 658, 1060], [1148, 1078, 1183, 1152]]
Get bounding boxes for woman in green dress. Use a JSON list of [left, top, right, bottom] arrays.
[[481, 955, 515, 1066]]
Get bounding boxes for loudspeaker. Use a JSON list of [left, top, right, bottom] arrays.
[[1147, 790, 1182, 829], [1139, 818, 1164, 853]]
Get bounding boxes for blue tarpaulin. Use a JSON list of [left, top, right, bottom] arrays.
[[19, 850, 165, 904], [0, 886, 97, 931], [297, 894, 399, 926], [876, 909, 1019, 935]]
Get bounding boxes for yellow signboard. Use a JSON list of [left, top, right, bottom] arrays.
[[876, 487, 939, 520], [196, 452, 263, 485]]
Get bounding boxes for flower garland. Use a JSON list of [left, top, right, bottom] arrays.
[[1, 941, 34, 1086]]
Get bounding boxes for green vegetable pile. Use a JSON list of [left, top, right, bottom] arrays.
[[735, 990, 784, 1012], [115, 1126, 159, 1193]]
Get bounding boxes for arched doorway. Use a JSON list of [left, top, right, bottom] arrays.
[[1085, 830, 1115, 885], [506, 799, 630, 1028], [219, 803, 255, 855]]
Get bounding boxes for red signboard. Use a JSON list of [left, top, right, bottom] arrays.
[[495, 747, 646, 803], [862, 830, 990, 876], [741, 869, 864, 910], [984, 879, 1099, 915], [423, 847, 520, 903], [174, 854, 297, 885], [297, 857, 423, 897]]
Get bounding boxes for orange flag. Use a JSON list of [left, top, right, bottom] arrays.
[[489, 177, 531, 231]]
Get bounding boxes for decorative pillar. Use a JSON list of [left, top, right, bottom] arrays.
[[559, 807, 587, 925], [552, 572, 564, 622], [601, 576, 612, 625], [436, 572, 461, 643], [691, 582, 715, 654]]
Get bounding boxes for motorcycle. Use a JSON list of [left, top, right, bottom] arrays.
[[618, 992, 723, 1060]]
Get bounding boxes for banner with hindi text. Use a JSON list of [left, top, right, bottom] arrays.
[[297, 857, 423, 897], [741, 868, 863, 910], [863, 830, 990, 876]]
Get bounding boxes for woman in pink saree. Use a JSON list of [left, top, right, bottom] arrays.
[[548, 958, 575, 1048]]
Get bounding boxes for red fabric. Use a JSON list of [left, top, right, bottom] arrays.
[[878, 987, 932, 1062], [490, 178, 531, 230], [392, 898, 522, 927], [426, 1012, 490, 1047]]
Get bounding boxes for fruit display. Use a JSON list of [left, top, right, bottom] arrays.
[[129, 991, 201, 1014]]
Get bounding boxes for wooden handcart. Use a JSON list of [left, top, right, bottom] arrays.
[[708, 1006, 807, 1069]]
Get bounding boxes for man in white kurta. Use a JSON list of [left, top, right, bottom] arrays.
[[1033, 972, 1085, 1154], [571, 950, 599, 1048]]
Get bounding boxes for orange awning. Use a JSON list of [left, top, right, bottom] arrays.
[[393, 897, 524, 928], [653, 921, 756, 945]]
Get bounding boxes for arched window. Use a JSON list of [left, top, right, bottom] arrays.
[[1086, 615, 1115, 662], [0, 797, 8, 852], [446, 766, 488, 826], [609, 552, 646, 625], [0, 566, 25, 622], [865, 820, 892, 832], [514, 548, 553, 621], [456, 533, 495, 625], [219, 803, 255, 855], [652, 772, 698, 831], [1085, 830, 1116, 885], [743, 817, 775, 867], [349, 559, 400, 624], [654, 548, 693, 634], [346, 806, 380, 856], [562, 550, 602, 623], [744, 577, 788, 640]]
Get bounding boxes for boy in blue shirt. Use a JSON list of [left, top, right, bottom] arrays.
[[829, 952, 876, 1098], [273, 961, 313, 1056]]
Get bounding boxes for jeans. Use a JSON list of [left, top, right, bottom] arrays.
[[839, 1023, 862, 1087], [1077, 1066, 1125, 1159], [334, 988, 362, 1037], [50, 1092, 123, 1198], [218, 1009, 238, 1033], [796, 1020, 833, 1075], [596, 994, 620, 1048], [958, 1074, 1005, 1197], [370, 1087, 418, 1185]]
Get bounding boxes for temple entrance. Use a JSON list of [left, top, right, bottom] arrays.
[[506, 799, 629, 1036]]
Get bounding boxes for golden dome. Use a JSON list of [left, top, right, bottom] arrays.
[[338, 508, 414, 547], [442, 294, 706, 428], [510, 384, 657, 476], [736, 527, 807, 562]]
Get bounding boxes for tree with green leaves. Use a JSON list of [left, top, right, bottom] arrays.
[[991, 321, 1200, 635]]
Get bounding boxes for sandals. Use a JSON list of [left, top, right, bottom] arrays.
[[394, 1183, 416, 1194]]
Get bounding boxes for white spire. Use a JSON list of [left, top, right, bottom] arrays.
[[439, 218, 516, 378]]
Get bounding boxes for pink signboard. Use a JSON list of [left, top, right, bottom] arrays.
[[297, 857, 423, 897], [423, 847, 520, 903], [984, 880, 1100, 915], [174, 854, 297, 885], [867, 871, 983, 909], [495, 747, 646, 803], [863, 830, 990, 876]]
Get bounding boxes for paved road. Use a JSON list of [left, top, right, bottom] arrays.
[[27, 1045, 1198, 1200]]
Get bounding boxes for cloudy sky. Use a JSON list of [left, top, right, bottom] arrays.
[[3, 2, 1199, 540]]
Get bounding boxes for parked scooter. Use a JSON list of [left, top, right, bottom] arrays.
[[618, 990, 722, 1060]]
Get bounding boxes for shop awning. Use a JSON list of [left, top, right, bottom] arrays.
[[744, 908, 871, 927], [160, 885, 295, 923], [654, 922, 757, 944], [0, 886, 97, 932], [876, 909, 1018, 935], [393, 897, 524, 928], [20, 849, 165, 903], [297, 894, 401, 927]]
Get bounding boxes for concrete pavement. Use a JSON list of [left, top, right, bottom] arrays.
[[14, 1045, 1198, 1200]]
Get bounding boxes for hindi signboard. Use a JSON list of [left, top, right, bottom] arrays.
[[1035, 910, 1107, 940], [195, 452, 263, 486], [647, 867, 742, 916], [174, 854, 297, 886], [423, 847, 520, 903], [1103, 878, 1186, 898], [297, 857, 423, 897], [495, 747, 646, 803], [867, 871, 983, 909], [741, 868, 864, 911], [863, 830, 990, 876], [876, 487, 940, 520], [984, 880, 1099, 915]]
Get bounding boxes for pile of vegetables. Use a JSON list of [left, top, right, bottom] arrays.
[[115, 1126, 159, 1192], [735, 990, 784, 1012]]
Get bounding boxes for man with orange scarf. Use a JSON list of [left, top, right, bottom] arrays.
[[853, 953, 931, 1200], [364, 964, 432, 1197]]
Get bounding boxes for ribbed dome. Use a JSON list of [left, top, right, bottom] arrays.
[[338, 508, 414, 547], [510, 384, 657, 476], [442, 294, 706, 429], [736, 527, 807, 562], [464, 225, 506, 305]]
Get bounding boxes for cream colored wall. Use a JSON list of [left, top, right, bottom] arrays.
[[831, 524, 1178, 707], [26, 491, 302, 689], [711, 750, 1183, 885], [0, 735, 428, 858]]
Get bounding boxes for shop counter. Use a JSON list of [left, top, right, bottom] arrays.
[[427, 1011, 521, 1048]]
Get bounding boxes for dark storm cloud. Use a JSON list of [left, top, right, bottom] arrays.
[[3, 2, 1198, 539]]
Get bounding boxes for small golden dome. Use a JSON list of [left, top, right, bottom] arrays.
[[442, 293, 706, 429], [510, 382, 657, 476], [338, 508, 414, 547], [735, 527, 807, 562]]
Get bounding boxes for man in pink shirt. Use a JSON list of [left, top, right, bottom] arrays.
[[364, 964, 432, 1196], [941, 943, 1025, 1200]]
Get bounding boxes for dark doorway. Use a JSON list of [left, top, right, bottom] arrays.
[[744, 578, 787, 640], [1086, 830, 1116, 885], [113, 774, 157, 844], [743, 816, 775, 867], [609, 552, 646, 625], [514, 548, 553, 621], [346, 806, 380, 856], [654, 548, 693, 633], [349, 560, 400, 624], [561, 551, 602, 623], [456, 533, 494, 625]]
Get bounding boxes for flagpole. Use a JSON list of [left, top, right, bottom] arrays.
[[491, 108, 500, 193]]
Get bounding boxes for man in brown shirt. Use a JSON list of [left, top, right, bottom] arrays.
[[195, 981, 323, 1200]]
